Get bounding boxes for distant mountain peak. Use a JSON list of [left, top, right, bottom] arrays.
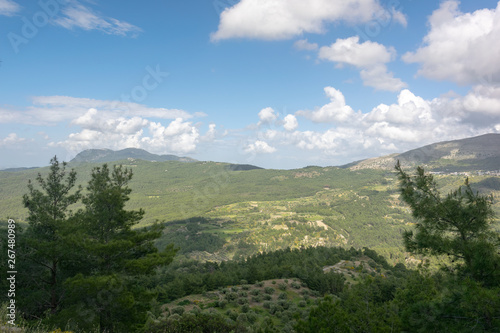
[[344, 133, 500, 172], [70, 148, 197, 164]]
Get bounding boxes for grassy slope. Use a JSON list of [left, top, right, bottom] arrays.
[[1, 159, 499, 265]]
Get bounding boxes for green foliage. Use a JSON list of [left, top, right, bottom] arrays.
[[15, 160, 177, 332], [20, 156, 81, 316], [144, 311, 237, 333], [396, 161, 500, 286]]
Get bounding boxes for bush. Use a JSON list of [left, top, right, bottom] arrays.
[[226, 309, 238, 321], [263, 294, 272, 301], [298, 300, 307, 307], [225, 292, 238, 301], [237, 297, 248, 305], [250, 289, 261, 296], [251, 295, 262, 303], [291, 281, 301, 289], [278, 283, 288, 291], [171, 306, 185, 316], [278, 292, 288, 300], [264, 287, 275, 294], [237, 313, 248, 323]]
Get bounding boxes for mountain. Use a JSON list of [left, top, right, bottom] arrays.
[[344, 133, 500, 172], [69, 148, 197, 164], [2, 135, 499, 266]]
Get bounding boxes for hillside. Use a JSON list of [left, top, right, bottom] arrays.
[[344, 133, 500, 172], [69, 148, 197, 164], [1, 134, 499, 266]]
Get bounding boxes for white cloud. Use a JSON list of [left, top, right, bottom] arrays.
[[52, 108, 211, 155], [360, 65, 407, 92], [0, 95, 193, 125], [143, 118, 200, 154], [318, 36, 406, 91], [0, 133, 27, 147], [0, 0, 20, 16], [297, 87, 358, 123], [54, 1, 142, 37], [249, 86, 500, 165], [318, 36, 395, 68], [202, 123, 218, 141], [258, 107, 278, 126], [283, 114, 298, 131], [403, 1, 500, 85], [293, 39, 318, 51], [211, 0, 406, 41], [245, 140, 276, 154]]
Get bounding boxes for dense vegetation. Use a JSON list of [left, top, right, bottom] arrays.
[[1, 156, 499, 332]]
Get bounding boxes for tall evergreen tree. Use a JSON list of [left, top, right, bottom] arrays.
[[56, 164, 176, 332], [395, 161, 500, 286], [21, 156, 81, 316]]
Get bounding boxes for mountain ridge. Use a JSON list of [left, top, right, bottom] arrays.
[[69, 148, 197, 164], [343, 133, 500, 172]]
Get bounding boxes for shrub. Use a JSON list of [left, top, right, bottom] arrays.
[[250, 289, 261, 296], [237, 313, 248, 323], [278, 283, 288, 291], [171, 306, 185, 316], [225, 292, 238, 301], [237, 297, 248, 305], [264, 287, 275, 294]]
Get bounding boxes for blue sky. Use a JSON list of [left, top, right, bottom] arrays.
[[1, 0, 500, 169]]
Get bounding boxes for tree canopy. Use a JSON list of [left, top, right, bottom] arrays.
[[395, 161, 500, 286]]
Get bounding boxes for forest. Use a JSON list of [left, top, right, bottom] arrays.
[[1, 157, 499, 332]]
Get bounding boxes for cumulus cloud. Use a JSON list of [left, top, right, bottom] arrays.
[[211, 0, 406, 41], [318, 36, 395, 67], [52, 107, 211, 155], [0, 0, 20, 16], [258, 107, 278, 126], [283, 114, 298, 131], [245, 140, 276, 154], [143, 118, 200, 154], [297, 87, 358, 123], [251, 86, 500, 164], [0, 133, 27, 147], [54, 1, 142, 37], [403, 1, 500, 85], [318, 36, 406, 91]]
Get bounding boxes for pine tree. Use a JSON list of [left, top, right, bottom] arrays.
[[21, 156, 81, 315], [57, 164, 176, 332], [395, 161, 500, 286]]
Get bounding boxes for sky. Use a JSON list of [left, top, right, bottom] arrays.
[[1, 0, 500, 169]]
